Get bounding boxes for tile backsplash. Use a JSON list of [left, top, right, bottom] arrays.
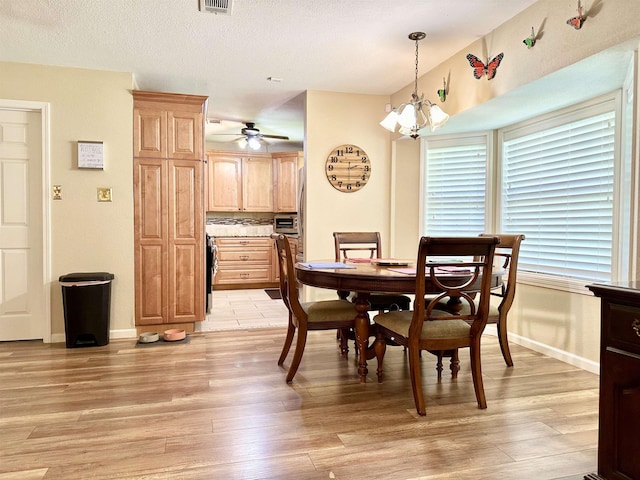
[[206, 212, 273, 226]]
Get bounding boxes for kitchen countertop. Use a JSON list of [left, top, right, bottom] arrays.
[[205, 224, 274, 237]]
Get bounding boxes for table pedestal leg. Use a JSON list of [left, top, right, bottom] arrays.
[[353, 293, 371, 382]]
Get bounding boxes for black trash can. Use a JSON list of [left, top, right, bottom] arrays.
[[59, 272, 114, 348]]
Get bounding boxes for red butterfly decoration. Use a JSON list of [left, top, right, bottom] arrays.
[[466, 53, 504, 80], [567, 0, 586, 29]]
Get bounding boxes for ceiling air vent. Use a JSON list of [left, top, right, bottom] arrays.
[[199, 0, 233, 15]]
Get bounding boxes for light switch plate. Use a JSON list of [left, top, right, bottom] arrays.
[[97, 187, 112, 202]]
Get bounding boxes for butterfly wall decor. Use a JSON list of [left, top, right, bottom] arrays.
[[567, 0, 586, 29], [466, 53, 504, 80], [437, 78, 448, 102], [523, 27, 536, 48]]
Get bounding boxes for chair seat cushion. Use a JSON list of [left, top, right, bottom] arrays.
[[373, 310, 471, 339], [302, 299, 358, 323]]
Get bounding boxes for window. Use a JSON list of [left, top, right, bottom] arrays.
[[422, 135, 489, 236], [499, 98, 617, 283]]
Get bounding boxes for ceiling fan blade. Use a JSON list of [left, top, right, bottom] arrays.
[[261, 134, 290, 140]]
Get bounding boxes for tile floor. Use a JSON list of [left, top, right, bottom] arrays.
[[197, 288, 289, 331]]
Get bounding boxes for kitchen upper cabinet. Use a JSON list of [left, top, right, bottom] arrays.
[[133, 90, 207, 331], [134, 91, 203, 160], [243, 156, 273, 212], [207, 150, 300, 213], [208, 153, 242, 211], [273, 152, 300, 212], [207, 152, 273, 212]]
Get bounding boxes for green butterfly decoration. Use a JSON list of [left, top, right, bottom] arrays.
[[523, 27, 536, 48], [437, 78, 448, 102]]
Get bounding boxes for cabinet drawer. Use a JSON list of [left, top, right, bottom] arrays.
[[607, 303, 640, 354], [217, 248, 271, 263], [216, 237, 272, 248], [215, 266, 272, 284]]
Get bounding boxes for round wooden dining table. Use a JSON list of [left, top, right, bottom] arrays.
[[295, 260, 503, 382]]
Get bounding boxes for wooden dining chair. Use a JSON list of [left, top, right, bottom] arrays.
[[333, 232, 411, 312], [372, 236, 499, 416], [271, 233, 359, 383], [433, 233, 525, 367]]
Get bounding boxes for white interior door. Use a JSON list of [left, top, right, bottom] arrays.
[[0, 108, 45, 340]]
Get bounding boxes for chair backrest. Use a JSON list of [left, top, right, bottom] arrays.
[[271, 233, 305, 323], [479, 233, 525, 316], [333, 232, 382, 262], [412, 236, 499, 339]]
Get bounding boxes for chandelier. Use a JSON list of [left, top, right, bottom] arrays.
[[380, 32, 449, 139]]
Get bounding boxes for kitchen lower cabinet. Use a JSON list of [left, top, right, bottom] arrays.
[[213, 237, 275, 287], [586, 283, 640, 480]]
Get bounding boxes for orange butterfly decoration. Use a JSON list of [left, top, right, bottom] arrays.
[[567, 0, 586, 29], [466, 53, 504, 80]]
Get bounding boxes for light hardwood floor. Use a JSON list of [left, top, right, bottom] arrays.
[[0, 291, 599, 480]]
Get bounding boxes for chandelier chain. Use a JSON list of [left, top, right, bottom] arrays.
[[414, 37, 419, 96]]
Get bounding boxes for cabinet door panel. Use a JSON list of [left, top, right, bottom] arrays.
[[168, 160, 204, 322], [209, 155, 242, 211], [274, 155, 298, 212], [243, 156, 273, 211], [134, 109, 167, 158], [137, 245, 165, 324], [171, 244, 198, 319], [600, 348, 640, 480], [168, 111, 202, 160], [134, 158, 167, 325]]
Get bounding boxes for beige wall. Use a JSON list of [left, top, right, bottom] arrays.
[[382, 0, 640, 368], [304, 91, 391, 300], [0, 62, 135, 339]]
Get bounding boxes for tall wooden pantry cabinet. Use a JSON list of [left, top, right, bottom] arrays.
[[133, 90, 208, 333]]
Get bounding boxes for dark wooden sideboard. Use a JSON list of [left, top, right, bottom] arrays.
[[586, 282, 640, 480]]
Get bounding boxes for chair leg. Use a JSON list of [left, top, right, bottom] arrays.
[[450, 349, 460, 379], [469, 339, 487, 409], [374, 333, 386, 383], [408, 345, 426, 416], [497, 315, 514, 367], [435, 351, 443, 380], [278, 314, 295, 366], [285, 327, 308, 383], [338, 328, 349, 356]]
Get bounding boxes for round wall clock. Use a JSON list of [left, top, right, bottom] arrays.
[[325, 144, 371, 193]]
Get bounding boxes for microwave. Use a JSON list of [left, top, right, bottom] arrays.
[[274, 214, 298, 234]]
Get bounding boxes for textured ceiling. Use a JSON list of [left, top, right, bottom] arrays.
[[0, 0, 541, 146]]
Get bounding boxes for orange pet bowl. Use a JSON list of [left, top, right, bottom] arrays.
[[163, 329, 186, 342]]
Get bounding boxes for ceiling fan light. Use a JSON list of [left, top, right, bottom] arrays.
[[247, 137, 261, 150], [238, 138, 248, 148], [427, 104, 450, 131], [379, 110, 399, 132]]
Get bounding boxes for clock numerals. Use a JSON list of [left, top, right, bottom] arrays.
[[325, 144, 371, 193]]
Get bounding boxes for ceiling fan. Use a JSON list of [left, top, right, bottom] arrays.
[[207, 121, 290, 150]]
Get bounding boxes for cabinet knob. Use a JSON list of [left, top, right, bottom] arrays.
[[633, 318, 640, 337]]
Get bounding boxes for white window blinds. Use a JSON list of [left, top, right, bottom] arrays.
[[424, 139, 487, 236], [501, 109, 615, 281]]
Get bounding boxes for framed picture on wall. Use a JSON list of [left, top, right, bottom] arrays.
[[77, 141, 104, 169]]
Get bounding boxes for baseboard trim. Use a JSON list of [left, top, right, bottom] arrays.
[[509, 332, 599, 374], [49, 329, 138, 344]]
